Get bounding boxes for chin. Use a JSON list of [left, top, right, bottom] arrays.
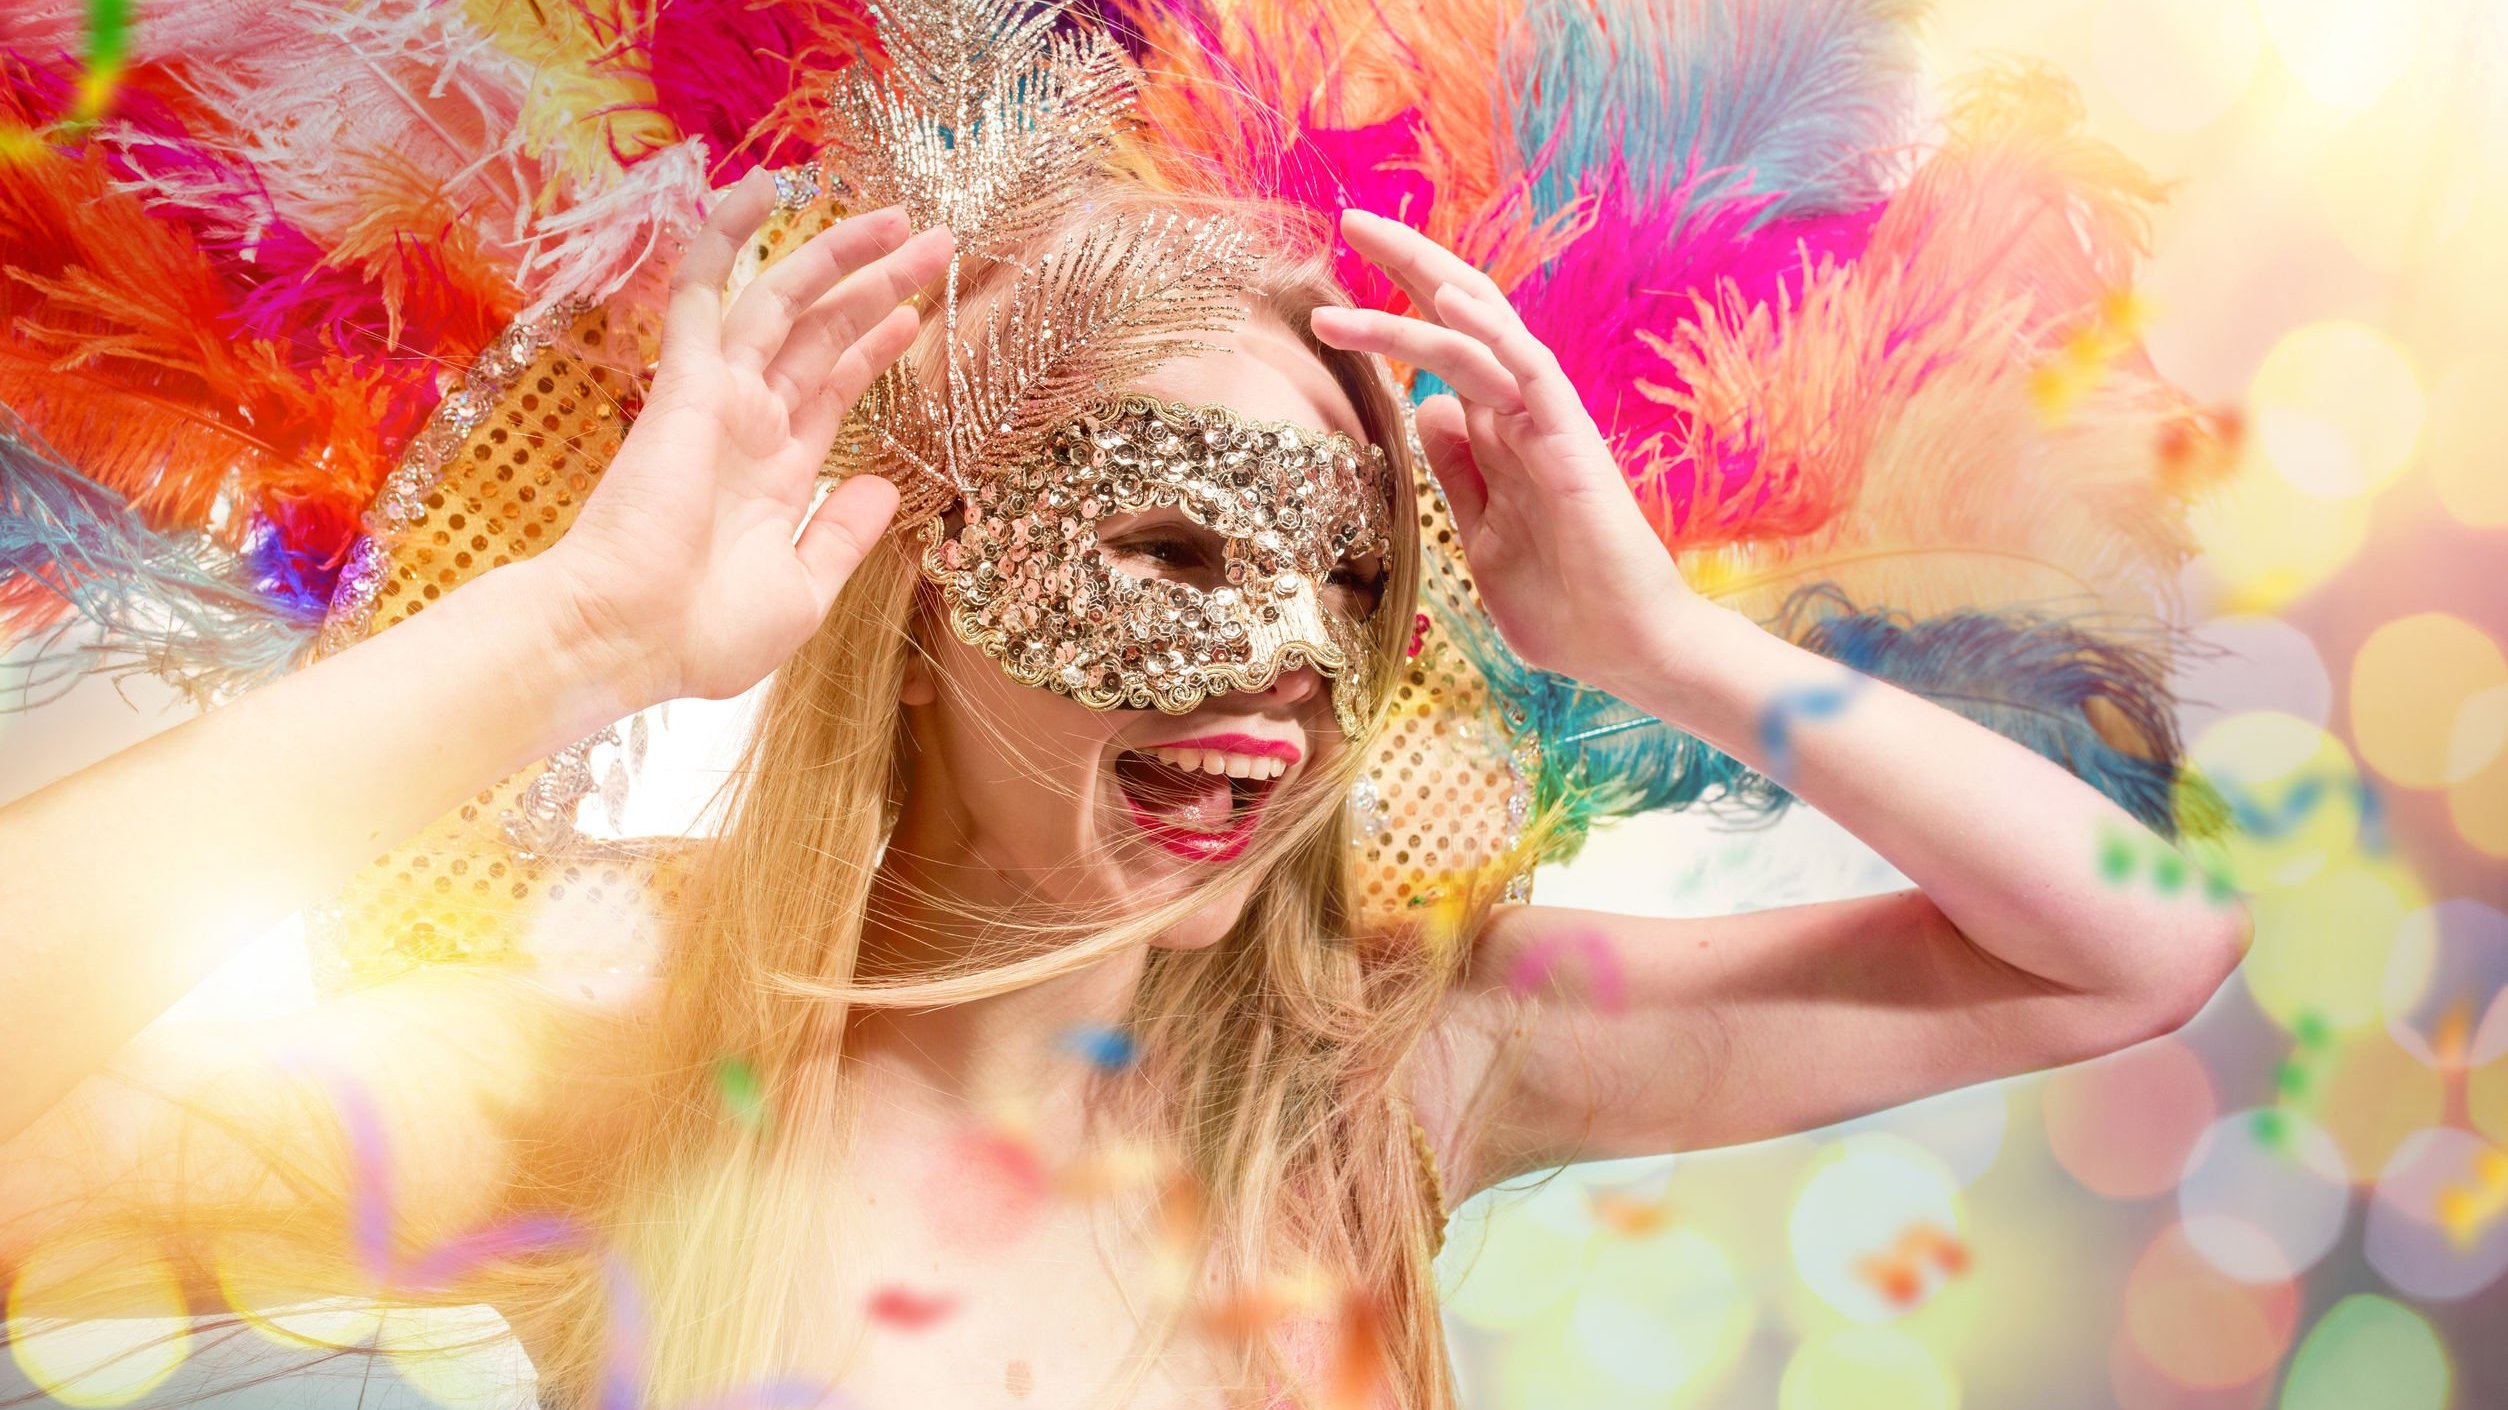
[[1141, 888, 1254, 951], [1088, 836, 1250, 948]]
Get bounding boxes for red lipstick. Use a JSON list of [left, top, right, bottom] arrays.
[[1113, 735, 1297, 863], [1122, 792, 1266, 863], [1136, 733, 1303, 764]]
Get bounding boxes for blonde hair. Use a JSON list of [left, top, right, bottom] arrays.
[[1, 174, 1483, 1410]]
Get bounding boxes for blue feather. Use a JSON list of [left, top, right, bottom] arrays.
[[1442, 580, 2213, 861], [0, 407, 322, 710], [1433, 592, 1783, 856], [1506, 0, 1923, 225]]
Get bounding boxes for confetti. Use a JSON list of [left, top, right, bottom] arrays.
[[74, 0, 130, 122], [1588, 1187, 1675, 1237], [1056, 1023, 1139, 1071], [1757, 674, 1866, 783], [2155, 404, 2246, 496], [1853, 1221, 1970, 1308], [2217, 771, 2390, 852], [1503, 928, 1628, 1016], [282, 1061, 833, 1410], [714, 1055, 770, 1134], [2028, 289, 2151, 425], [2095, 821, 2238, 905], [865, 1284, 959, 1331], [2437, 1146, 2508, 1249], [2251, 1010, 2338, 1152], [1322, 1291, 1391, 1410]]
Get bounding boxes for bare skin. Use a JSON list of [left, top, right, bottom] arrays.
[[0, 173, 2248, 1406]]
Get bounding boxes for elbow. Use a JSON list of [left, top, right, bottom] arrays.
[[2138, 899, 2253, 1042]]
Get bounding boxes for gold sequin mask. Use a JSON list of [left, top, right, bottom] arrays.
[[919, 392, 1395, 736]]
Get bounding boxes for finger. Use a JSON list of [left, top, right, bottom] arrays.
[[1460, 399, 1523, 506], [1432, 285, 1598, 440], [795, 471, 902, 608], [1309, 306, 1525, 414], [1414, 393, 1487, 541], [720, 206, 923, 375], [1339, 208, 1508, 317], [762, 228, 952, 409], [662, 168, 779, 367], [787, 302, 922, 455], [1336, 210, 1444, 325]]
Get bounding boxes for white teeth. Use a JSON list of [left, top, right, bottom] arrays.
[[1142, 747, 1291, 782]]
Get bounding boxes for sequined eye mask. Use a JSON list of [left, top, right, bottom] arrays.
[[917, 392, 1394, 735]]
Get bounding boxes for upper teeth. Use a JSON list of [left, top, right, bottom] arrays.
[[1147, 747, 1289, 781]]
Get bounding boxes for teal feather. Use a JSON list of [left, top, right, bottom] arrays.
[[0, 407, 321, 710], [1507, 0, 1924, 225], [1442, 581, 2217, 861]]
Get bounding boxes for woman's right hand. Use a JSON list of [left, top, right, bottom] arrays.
[[536, 167, 956, 708]]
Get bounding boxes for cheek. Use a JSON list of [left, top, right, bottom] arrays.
[[925, 635, 1119, 814]]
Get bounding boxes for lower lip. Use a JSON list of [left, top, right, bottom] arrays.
[[1121, 788, 1268, 863]]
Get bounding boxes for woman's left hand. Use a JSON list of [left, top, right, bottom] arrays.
[[1310, 208, 1706, 697]]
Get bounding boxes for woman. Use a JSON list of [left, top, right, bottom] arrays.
[[0, 7, 2248, 1409]]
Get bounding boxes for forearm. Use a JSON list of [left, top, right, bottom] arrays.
[[0, 558, 641, 1139], [1614, 601, 2251, 1001]]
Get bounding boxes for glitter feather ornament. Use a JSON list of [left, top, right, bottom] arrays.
[[801, 0, 1271, 525]]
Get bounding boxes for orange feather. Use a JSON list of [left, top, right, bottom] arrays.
[[0, 140, 396, 554]]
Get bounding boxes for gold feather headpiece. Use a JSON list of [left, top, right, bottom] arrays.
[[776, 0, 1273, 530]]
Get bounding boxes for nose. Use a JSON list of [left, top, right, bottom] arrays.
[[1258, 663, 1326, 708]]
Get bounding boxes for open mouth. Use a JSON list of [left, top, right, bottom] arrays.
[[1113, 748, 1286, 863]]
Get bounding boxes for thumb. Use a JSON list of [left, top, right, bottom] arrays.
[[1414, 394, 1487, 541], [794, 473, 901, 608]]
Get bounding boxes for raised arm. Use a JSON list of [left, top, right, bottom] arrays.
[[0, 172, 948, 1161], [1316, 208, 2249, 1191]]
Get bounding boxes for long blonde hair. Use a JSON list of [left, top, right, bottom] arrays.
[[5, 177, 1473, 1410], [513, 177, 1459, 1409]]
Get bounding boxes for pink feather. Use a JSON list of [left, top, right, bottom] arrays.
[[631, 0, 878, 183], [1624, 61, 2181, 552], [1512, 151, 1881, 478]]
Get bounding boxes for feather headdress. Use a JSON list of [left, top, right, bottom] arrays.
[[1, 0, 2236, 942]]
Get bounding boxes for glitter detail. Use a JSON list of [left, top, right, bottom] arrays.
[[502, 726, 618, 861], [1347, 439, 1540, 925], [312, 300, 592, 658], [1347, 772, 1389, 841], [770, 164, 822, 210], [919, 392, 1393, 735], [805, 0, 1269, 533]]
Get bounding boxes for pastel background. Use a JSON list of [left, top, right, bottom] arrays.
[[3, 0, 2503, 1406]]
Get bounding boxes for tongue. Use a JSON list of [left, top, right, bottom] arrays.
[[1116, 752, 1236, 830]]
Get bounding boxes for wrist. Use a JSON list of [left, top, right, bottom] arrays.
[[485, 555, 673, 725], [1595, 594, 1762, 720]]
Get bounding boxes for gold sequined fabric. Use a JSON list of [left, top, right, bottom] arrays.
[[305, 302, 690, 991], [921, 392, 1393, 736], [1345, 467, 1538, 946]]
